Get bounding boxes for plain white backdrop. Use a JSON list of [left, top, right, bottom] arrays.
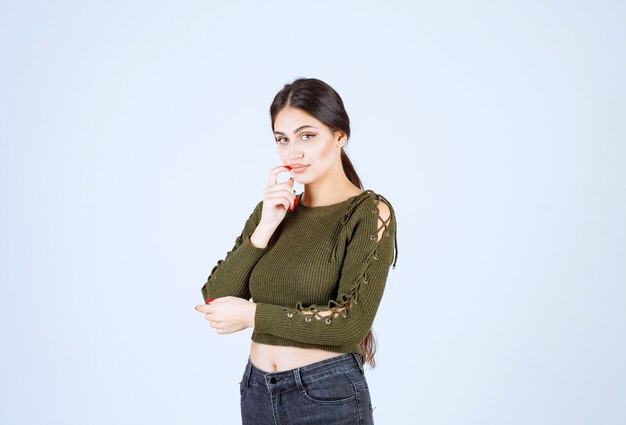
[[1, 1, 624, 424]]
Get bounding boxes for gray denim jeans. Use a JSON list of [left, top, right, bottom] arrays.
[[239, 352, 375, 425]]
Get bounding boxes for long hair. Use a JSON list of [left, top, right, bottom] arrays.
[[269, 77, 379, 369]]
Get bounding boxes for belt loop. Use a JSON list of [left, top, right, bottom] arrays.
[[293, 367, 306, 394], [352, 353, 365, 373]]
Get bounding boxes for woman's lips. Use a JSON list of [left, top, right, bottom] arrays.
[[291, 165, 309, 173]]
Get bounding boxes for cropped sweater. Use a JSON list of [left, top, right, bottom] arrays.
[[200, 189, 398, 355]]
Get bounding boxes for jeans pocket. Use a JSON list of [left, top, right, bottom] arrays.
[[239, 362, 251, 401], [297, 372, 357, 406], [239, 379, 247, 401]]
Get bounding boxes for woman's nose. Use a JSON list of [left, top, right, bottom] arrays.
[[290, 145, 303, 160]]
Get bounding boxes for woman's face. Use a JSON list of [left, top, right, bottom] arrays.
[[273, 107, 346, 184]]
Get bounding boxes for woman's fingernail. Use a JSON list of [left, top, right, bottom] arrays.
[[205, 298, 214, 304], [284, 165, 292, 170], [294, 197, 298, 207]]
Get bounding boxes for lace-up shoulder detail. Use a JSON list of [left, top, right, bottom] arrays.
[[285, 190, 398, 324], [331, 190, 398, 267]]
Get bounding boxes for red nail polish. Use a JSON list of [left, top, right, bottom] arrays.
[[294, 196, 298, 207], [284, 165, 293, 170], [205, 298, 214, 304]]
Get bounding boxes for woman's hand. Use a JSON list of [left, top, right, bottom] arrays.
[[247, 164, 299, 249], [195, 297, 257, 334], [259, 165, 297, 229]]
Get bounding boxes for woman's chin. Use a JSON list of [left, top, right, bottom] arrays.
[[294, 176, 312, 185]]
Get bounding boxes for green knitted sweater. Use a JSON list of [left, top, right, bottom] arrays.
[[200, 189, 398, 355]]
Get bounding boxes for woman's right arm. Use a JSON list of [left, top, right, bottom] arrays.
[[201, 165, 296, 303], [200, 200, 269, 303]]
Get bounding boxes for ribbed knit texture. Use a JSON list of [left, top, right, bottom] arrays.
[[201, 189, 398, 355]]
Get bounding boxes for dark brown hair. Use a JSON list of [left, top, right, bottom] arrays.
[[269, 77, 379, 369]]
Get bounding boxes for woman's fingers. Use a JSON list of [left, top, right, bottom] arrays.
[[266, 177, 294, 191], [258, 165, 298, 225], [267, 165, 296, 207], [264, 185, 295, 209], [264, 185, 296, 210], [267, 164, 291, 187], [277, 193, 294, 211], [210, 321, 233, 334], [197, 299, 234, 333], [263, 181, 293, 197]]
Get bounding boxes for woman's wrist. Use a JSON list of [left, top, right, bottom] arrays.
[[249, 224, 275, 248]]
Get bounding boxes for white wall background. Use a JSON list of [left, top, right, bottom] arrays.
[[1, 1, 624, 424]]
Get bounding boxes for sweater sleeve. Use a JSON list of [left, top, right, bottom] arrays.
[[200, 200, 267, 303], [253, 194, 398, 346]]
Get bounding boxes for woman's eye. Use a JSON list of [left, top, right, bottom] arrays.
[[276, 134, 314, 144]]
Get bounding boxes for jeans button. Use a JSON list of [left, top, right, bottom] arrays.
[[270, 377, 277, 384]]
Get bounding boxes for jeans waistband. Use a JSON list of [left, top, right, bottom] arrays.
[[244, 352, 364, 390]]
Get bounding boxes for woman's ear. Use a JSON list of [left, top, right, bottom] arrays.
[[334, 130, 348, 147]]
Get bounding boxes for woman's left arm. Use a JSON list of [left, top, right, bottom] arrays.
[[252, 196, 398, 346]]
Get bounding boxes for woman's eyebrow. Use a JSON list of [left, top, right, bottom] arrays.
[[274, 125, 318, 135]]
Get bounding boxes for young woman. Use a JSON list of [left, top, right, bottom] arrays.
[[195, 77, 398, 424]]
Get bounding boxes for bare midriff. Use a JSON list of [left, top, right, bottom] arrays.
[[249, 341, 345, 373]]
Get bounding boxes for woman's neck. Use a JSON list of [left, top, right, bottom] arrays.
[[300, 182, 362, 208]]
